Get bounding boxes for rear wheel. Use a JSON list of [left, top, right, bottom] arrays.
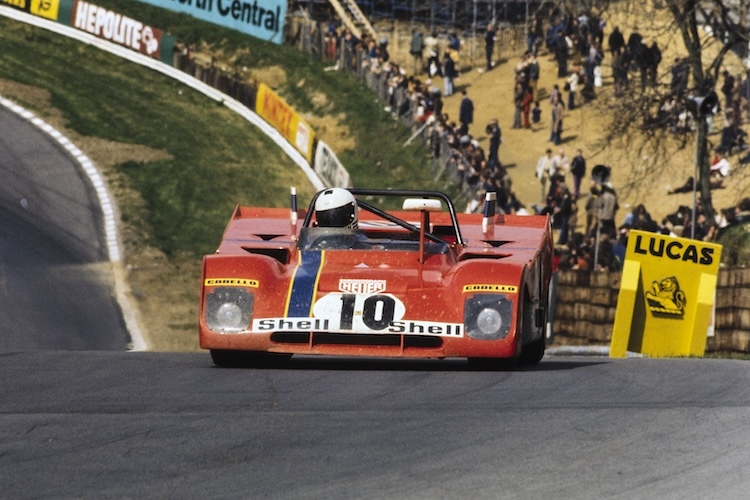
[[210, 349, 292, 368]]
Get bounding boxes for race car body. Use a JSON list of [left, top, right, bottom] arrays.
[[200, 189, 553, 367]]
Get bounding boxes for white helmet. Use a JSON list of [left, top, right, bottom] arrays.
[[315, 188, 358, 228]]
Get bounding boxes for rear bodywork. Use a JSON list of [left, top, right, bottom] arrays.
[[200, 189, 553, 365]]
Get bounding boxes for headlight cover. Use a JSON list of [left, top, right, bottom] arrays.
[[205, 287, 254, 332], [464, 294, 513, 340]]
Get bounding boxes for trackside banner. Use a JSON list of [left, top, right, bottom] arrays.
[[610, 230, 722, 358], [256, 83, 315, 163], [1, 0, 59, 18], [131, 0, 286, 44], [2, 0, 175, 63], [68, 1, 175, 63], [314, 141, 352, 188]]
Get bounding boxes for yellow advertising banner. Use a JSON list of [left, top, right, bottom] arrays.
[[610, 230, 722, 358], [255, 83, 315, 163], [31, 0, 60, 19]]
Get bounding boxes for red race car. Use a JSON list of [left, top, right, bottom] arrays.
[[200, 188, 553, 368]]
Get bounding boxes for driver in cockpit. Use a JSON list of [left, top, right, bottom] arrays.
[[314, 188, 358, 228]]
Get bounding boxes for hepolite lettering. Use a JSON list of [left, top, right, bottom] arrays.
[[633, 234, 714, 265], [165, 0, 281, 33], [73, 1, 162, 56]]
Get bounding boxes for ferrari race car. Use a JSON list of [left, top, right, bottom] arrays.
[[199, 188, 553, 367]]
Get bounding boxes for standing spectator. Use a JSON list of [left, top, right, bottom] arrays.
[[646, 41, 662, 86], [485, 23, 497, 70], [431, 87, 444, 118], [486, 119, 502, 168], [521, 86, 534, 129], [512, 82, 524, 129], [532, 101, 542, 126], [555, 31, 569, 78], [585, 183, 600, 236], [459, 90, 474, 136], [613, 46, 632, 96], [721, 70, 736, 110], [570, 148, 587, 198], [527, 53, 540, 100], [528, 12, 544, 55], [552, 148, 570, 178], [566, 68, 579, 110], [627, 27, 644, 70], [536, 148, 556, 203], [608, 26, 625, 59], [549, 176, 574, 245], [378, 37, 390, 63], [550, 94, 564, 145], [549, 83, 562, 106], [598, 182, 619, 238], [425, 31, 441, 77], [443, 52, 457, 96], [448, 32, 461, 53], [638, 40, 653, 90], [409, 30, 424, 75], [341, 28, 358, 70], [324, 22, 338, 64]]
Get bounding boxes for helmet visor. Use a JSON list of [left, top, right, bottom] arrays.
[[317, 204, 357, 228]]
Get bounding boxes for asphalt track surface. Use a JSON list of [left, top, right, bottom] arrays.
[[0, 105, 128, 350], [2, 93, 750, 499], [1, 352, 749, 499]]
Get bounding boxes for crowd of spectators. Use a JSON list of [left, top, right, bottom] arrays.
[[312, 6, 750, 271]]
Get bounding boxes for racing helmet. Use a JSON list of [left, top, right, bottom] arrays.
[[315, 188, 358, 228]]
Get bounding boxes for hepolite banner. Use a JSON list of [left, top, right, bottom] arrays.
[[70, 1, 174, 63], [133, 0, 286, 44], [610, 230, 722, 358]]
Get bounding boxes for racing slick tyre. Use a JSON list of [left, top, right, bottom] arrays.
[[519, 336, 545, 365], [210, 349, 292, 368]]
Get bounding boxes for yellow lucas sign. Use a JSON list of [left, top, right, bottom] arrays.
[[610, 230, 722, 358]]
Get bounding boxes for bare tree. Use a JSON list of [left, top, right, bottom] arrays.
[[586, 0, 749, 234]]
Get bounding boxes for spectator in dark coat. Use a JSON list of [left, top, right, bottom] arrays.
[[555, 31, 569, 77], [486, 119, 502, 168], [443, 52, 457, 96], [485, 23, 497, 70], [627, 28, 643, 70], [459, 90, 474, 136], [608, 26, 625, 58], [570, 148, 587, 198]]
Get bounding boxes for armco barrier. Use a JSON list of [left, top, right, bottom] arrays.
[[553, 269, 750, 353]]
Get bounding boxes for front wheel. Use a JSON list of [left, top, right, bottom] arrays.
[[519, 336, 545, 365], [210, 349, 292, 368]]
